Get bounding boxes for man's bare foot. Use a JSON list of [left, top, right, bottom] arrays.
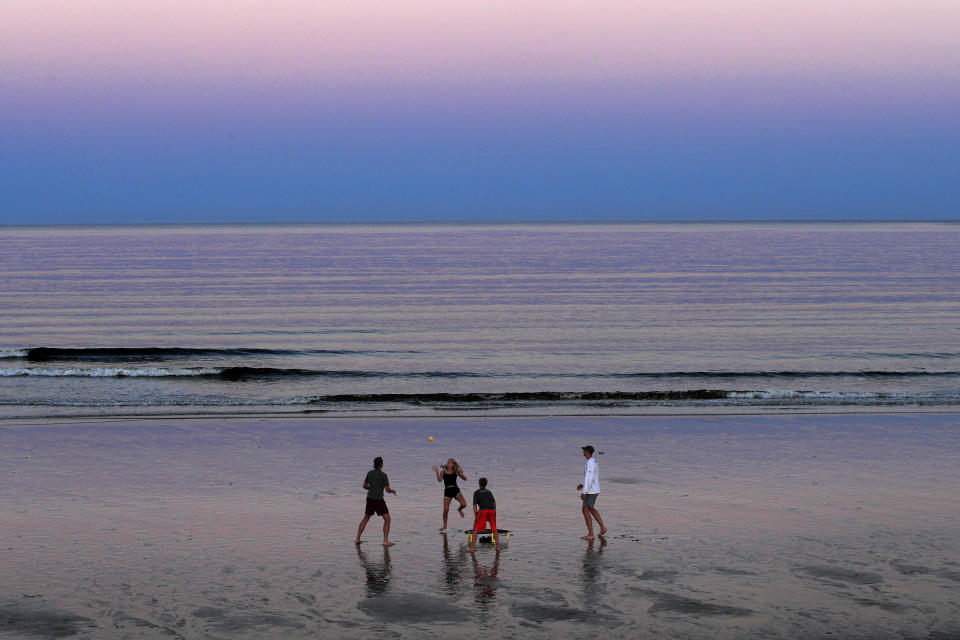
[[383, 541, 395, 547], [355, 539, 363, 545], [599, 529, 608, 536], [581, 534, 595, 540]]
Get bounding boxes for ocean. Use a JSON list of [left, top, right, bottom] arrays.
[[1, 222, 958, 420]]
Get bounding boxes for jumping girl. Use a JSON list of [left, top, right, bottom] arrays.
[[432, 458, 467, 530]]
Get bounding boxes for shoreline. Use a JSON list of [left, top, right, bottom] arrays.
[[4, 405, 959, 427]]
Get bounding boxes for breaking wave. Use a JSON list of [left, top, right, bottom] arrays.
[[0, 367, 223, 378], [0, 367, 475, 379], [301, 390, 960, 406], [0, 346, 419, 361], [2, 366, 957, 380], [3, 389, 957, 411]]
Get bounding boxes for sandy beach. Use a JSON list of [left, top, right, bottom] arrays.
[[2, 412, 959, 639]]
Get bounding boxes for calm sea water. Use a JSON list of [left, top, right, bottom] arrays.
[[1, 223, 958, 420]]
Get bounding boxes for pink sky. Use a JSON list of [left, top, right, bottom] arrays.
[[3, 0, 959, 86]]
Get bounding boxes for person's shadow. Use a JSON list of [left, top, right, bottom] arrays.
[[356, 544, 392, 597], [439, 532, 467, 596], [470, 548, 501, 608]]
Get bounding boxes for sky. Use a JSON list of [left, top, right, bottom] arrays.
[[1, 0, 958, 224]]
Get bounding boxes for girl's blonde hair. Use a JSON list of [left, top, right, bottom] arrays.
[[446, 458, 460, 474]]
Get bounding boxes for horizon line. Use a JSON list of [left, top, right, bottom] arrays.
[[2, 218, 959, 230]]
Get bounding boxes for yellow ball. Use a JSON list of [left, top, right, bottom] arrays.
[[428, 436, 434, 441]]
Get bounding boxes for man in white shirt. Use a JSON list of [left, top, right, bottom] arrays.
[[576, 445, 607, 540]]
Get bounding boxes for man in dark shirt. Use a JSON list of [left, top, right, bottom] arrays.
[[355, 456, 396, 546], [470, 477, 500, 552]]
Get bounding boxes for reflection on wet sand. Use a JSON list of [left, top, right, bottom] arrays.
[[470, 549, 500, 608], [356, 545, 392, 597], [6, 414, 960, 639], [582, 536, 607, 606], [439, 532, 467, 596]]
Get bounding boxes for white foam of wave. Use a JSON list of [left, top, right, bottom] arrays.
[[0, 396, 315, 407], [726, 389, 955, 401], [0, 348, 29, 358], [728, 390, 882, 400], [0, 367, 222, 377]]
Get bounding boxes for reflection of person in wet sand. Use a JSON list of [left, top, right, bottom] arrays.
[[439, 532, 467, 596], [577, 445, 608, 540], [581, 537, 607, 606], [432, 458, 467, 530], [356, 544, 392, 597], [470, 548, 500, 604], [355, 456, 396, 546]]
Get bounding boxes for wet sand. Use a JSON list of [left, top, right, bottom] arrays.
[[2, 413, 959, 639]]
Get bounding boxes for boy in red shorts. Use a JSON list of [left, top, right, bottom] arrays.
[[470, 477, 500, 552]]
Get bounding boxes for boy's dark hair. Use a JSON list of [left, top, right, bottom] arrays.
[[478, 477, 488, 488], [373, 456, 383, 469]]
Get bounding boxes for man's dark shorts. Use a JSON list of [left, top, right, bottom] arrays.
[[582, 493, 598, 508], [365, 497, 389, 516]]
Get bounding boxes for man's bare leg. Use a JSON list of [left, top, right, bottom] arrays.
[[382, 513, 395, 546], [356, 514, 371, 544], [581, 505, 595, 540], [492, 528, 501, 550], [589, 507, 608, 536]]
